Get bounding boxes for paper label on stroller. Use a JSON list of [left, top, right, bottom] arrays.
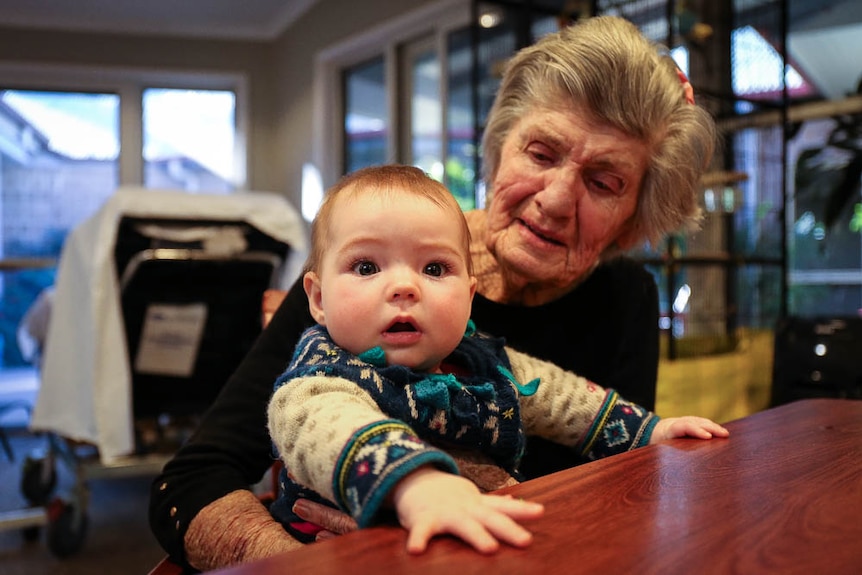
[[134, 303, 208, 377]]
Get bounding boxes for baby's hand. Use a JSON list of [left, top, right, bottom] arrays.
[[650, 416, 730, 443], [391, 466, 544, 554]]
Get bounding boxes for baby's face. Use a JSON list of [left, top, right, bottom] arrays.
[[305, 189, 476, 372]]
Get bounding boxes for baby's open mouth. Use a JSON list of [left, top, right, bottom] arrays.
[[387, 321, 417, 333]]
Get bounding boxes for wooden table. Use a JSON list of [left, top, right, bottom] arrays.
[[214, 399, 862, 574]]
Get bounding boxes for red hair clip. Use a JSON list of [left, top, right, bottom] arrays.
[[676, 69, 695, 105]]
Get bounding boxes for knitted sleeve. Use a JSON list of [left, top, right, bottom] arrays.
[[506, 346, 659, 460], [267, 375, 457, 527]]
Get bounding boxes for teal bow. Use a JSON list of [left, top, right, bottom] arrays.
[[496, 365, 540, 396], [358, 346, 386, 367], [413, 373, 497, 411]]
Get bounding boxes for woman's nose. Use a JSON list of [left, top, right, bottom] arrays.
[[537, 169, 580, 218]]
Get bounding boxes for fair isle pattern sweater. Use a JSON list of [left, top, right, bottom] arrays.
[[267, 325, 659, 540]]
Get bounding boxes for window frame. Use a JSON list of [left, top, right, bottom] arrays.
[[311, 0, 469, 193], [0, 61, 249, 189]]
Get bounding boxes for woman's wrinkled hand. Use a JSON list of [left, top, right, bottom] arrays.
[[291, 499, 358, 541]]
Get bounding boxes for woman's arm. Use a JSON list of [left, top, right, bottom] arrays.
[[593, 257, 660, 411], [184, 490, 304, 570], [149, 277, 314, 571]]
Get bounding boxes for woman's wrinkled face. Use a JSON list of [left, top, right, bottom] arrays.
[[486, 106, 650, 290]]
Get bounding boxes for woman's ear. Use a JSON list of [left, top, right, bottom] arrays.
[[303, 271, 326, 325]]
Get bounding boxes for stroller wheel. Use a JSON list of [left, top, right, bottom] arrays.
[[20, 456, 57, 506], [46, 499, 89, 558]]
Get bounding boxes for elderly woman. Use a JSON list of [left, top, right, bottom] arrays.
[[150, 15, 716, 571]]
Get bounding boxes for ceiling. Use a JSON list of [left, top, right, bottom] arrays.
[[1, 0, 859, 97], [0, 0, 321, 41]]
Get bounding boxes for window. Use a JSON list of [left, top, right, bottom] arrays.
[[323, 2, 562, 218], [311, 0, 471, 219], [402, 36, 443, 182], [0, 89, 120, 372], [787, 117, 862, 317], [0, 89, 120, 257], [343, 57, 388, 173], [143, 88, 238, 192], [445, 26, 478, 210], [0, 64, 247, 381]]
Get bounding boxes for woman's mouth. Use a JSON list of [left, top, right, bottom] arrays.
[[520, 219, 565, 246]]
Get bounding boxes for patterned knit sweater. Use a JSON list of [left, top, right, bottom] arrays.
[[267, 324, 658, 541]]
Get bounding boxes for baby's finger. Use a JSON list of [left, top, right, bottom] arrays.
[[686, 418, 729, 439], [405, 520, 435, 554], [407, 517, 500, 555], [690, 427, 714, 439], [474, 509, 534, 548], [447, 518, 500, 554], [483, 495, 545, 519]]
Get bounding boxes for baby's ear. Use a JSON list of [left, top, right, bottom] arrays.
[[303, 271, 326, 325]]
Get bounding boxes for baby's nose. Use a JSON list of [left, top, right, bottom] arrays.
[[390, 274, 419, 301]]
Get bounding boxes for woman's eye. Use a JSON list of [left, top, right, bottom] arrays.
[[588, 174, 624, 196], [424, 262, 445, 277], [529, 150, 553, 163], [353, 261, 379, 276], [591, 179, 612, 192], [526, 142, 556, 164]]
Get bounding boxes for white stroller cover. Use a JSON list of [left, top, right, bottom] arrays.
[[30, 187, 307, 462]]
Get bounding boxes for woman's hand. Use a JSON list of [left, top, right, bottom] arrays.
[[391, 466, 544, 554], [291, 499, 358, 541], [650, 416, 730, 443]]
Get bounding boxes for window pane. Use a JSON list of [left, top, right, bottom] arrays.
[[446, 26, 477, 211], [788, 117, 862, 316], [409, 43, 442, 181], [143, 88, 237, 192], [344, 57, 388, 172], [732, 25, 815, 102], [0, 89, 119, 371]]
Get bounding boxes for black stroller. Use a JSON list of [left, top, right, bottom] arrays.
[[2, 188, 306, 557]]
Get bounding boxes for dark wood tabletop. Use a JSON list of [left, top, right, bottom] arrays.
[[213, 399, 862, 575]]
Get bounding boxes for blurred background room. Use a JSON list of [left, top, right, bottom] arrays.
[[0, 0, 860, 572]]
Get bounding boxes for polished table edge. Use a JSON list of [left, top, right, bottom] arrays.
[[210, 398, 862, 574]]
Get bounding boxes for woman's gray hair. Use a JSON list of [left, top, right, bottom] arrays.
[[482, 15, 717, 248]]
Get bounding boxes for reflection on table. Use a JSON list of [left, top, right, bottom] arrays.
[[213, 399, 862, 575]]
